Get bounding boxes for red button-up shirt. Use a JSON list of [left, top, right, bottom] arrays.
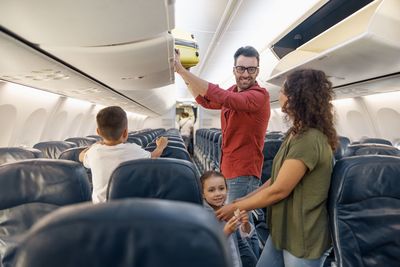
[[196, 82, 270, 179]]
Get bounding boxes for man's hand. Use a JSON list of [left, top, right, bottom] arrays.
[[174, 49, 185, 74]]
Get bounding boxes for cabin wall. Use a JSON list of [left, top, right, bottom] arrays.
[[268, 90, 400, 143], [0, 82, 148, 147]]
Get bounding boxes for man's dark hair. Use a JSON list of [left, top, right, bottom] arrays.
[[234, 46, 260, 66], [96, 106, 127, 141]]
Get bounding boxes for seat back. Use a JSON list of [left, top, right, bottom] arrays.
[[107, 158, 202, 204], [261, 139, 283, 184], [0, 159, 91, 266], [58, 147, 93, 189], [0, 147, 43, 165], [334, 136, 351, 160], [328, 156, 400, 267], [12, 199, 231, 267], [64, 137, 97, 147], [360, 137, 392, 146], [33, 141, 76, 159], [344, 144, 400, 157], [145, 145, 192, 162]]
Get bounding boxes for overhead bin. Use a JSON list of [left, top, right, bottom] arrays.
[[0, 0, 175, 46], [267, 0, 400, 88], [0, 0, 177, 116]]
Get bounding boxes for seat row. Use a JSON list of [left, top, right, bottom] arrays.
[[1, 153, 399, 266], [0, 156, 202, 267]]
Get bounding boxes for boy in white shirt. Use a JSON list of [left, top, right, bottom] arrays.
[[79, 106, 168, 203]]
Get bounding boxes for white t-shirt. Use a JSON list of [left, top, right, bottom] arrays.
[[83, 143, 151, 203], [179, 117, 194, 136]]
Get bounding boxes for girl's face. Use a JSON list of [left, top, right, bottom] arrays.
[[203, 176, 227, 208]]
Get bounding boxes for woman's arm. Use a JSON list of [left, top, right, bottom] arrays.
[[216, 159, 307, 220]]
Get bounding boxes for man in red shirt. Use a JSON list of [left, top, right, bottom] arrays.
[[175, 46, 270, 200], [175, 46, 270, 262]]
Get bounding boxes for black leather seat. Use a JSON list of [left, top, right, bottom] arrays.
[[145, 145, 192, 162], [261, 139, 283, 184], [58, 147, 93, 190], [33, 141, 76, 159], [12, 199, 232, 267], [107, 158, 202, 204], [344, 143, 400, 157], [334, 136, 351, 160], [328, 155, 400, 266], [359, 137, 392, 146], [64, 137, 97, 147], [0, 147, 42, 165], [0, 159, 91, 267]]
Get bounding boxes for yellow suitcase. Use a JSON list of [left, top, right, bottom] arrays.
[[172, 29, 200, 69]]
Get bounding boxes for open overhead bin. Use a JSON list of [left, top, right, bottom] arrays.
[[267, 0, 400, 88]]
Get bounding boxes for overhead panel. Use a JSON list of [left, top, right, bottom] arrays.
[[0, 0, 175, 116], [267, 0, 400, 89], [0, 32, 158, 117], [0, 0, 175, 46], [42, 33, 174, 91]]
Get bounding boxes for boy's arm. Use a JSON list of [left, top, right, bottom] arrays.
[[79, 146, 91, 163], [150, 137, 168, 158]]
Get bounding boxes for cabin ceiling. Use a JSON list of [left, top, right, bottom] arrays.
[[2, 0, 396, 117]]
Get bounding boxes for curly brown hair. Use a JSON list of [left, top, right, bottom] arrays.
[[282, 69, 338, 150]]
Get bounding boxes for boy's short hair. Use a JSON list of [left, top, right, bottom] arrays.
[[96, 106, 127, 141]]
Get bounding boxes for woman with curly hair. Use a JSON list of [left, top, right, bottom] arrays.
[[217, 69, 337, 267]]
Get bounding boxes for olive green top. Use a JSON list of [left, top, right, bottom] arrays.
[[268, 128, 333, 259]]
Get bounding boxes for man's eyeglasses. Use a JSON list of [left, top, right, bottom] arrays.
[[234, 66, 259, 74]]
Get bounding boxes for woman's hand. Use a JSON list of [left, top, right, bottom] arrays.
[[216, 203, 237, 221]]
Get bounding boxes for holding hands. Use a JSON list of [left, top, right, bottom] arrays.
[[221, 208, 251, 236]]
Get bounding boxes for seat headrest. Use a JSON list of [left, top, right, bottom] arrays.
[[0, 147, 43, 165], [344, 143, 399, 157], [0, 159, 91, 209], [329, 155, 400, 266], [334, 136, 351, 160], [58, 146, 88, 162], [13, 199, 231, 267], [145, 146, 191, 161], [33, 141, 76, 159], [64, 137, 97, 147], [359, 137, 392, 146], [263, 140, 283, 159], [107, 158, 202, 204]]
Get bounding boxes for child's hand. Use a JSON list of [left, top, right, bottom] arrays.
[[156, 136, 168, 148], [223, 215, 239, 236], [238, 210, 251, 234]]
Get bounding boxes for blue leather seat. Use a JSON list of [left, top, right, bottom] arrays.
[[360, 137, 392, 146], [145, 145, 192, 162], [58, 147, 93, 190], [107, 158, 202, 204], [334, 136, 351, 160], [0, 147, 42, 165], [0, 159, 91, 267], [64, 137, 97, 147], [344, 144, 400, 157], [12, 199, 232, 267], [33, 141, 76, 159], [328, 155, 400, 266], [261, 139, 283, 184]]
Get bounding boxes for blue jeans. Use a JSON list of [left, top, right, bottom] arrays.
[[226, 176, 261, 264], [256, 236, 331, 267]]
